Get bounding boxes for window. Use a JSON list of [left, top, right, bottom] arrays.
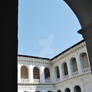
[[57, 90, 61, 92], [63, 63, 68, 76], [44, 68, 50, 80], [33, 67, 40, 79], [80, 53, 89, 69], [70, 58, 78, 72], [21, 65, 28, 79], [65, 88, 70, 92], [55, 66, 60, 78], [74, 85, 81, 92]]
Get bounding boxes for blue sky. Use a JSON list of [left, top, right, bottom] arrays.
[[18, 0, 83, 59]]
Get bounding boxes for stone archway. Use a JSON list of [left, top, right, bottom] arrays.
[[64, 0, 92, 72]]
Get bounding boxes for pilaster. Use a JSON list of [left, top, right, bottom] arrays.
[[18, 64, 21, 83], [29, 65, 34, 83], [76, 55, 83, 74], [59, 64, 63, 80], [40, 66, 45, 83], [67, 61, 72, 77]]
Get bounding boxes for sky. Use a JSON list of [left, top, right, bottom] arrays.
[[18, 0, 83, 59]]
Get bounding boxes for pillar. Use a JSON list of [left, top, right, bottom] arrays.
[[40, 66, 45, 83], [67, 61, 72, 77], [76, 55, 83, 74], [29, 65, 34, 83], [50, 67, 56, 83], [18, 64, 21, 83], [59, 64, 63, 80]]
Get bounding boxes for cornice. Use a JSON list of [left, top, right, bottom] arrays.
[[18, 83, 53, 86], [18, 56, 51, 65], [51, 41, 86, 64]]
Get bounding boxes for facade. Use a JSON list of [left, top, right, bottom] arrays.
[[18, 40, 92, 92]]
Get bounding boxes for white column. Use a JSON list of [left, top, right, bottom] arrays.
[[76, 55, 83, 74], [67, 61, 72, 77], [50, 67, 56, 83], [71, 87, 74, 92], [59, 64, 63, 80], [62, 88, 65, 92], [40, 66, 45, 83], [29, 65, 34, 83], [18, 64, 21, 83]]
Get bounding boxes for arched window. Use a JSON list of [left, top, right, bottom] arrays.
[[55, 66, 60, 78], [21, 65, 28, 79], [44, 68, 50, 80], [63, 62, 68, 76], [65, 88, 70, 92], [33, 67, 40, 79], [80, 53, 89, 69], [57, 90, 61, 92], [70, 58, 78, 72], [74, 85, 81, 92]]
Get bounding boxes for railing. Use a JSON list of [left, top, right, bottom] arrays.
[[21, 79, 29, 83], [45, 78, 51, 82], [34, 79, 40, 83], [63, 75, 69, 80], [56, 77, 60, 81], [83, 67, 91, 73], [72, 71, 78, 76]]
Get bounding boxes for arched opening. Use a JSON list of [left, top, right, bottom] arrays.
[[80, 53, 89, 69], [65, 88, 70, 92], [74, 85, 81, 92], [63, 62, 68, 76], [57, 90, 61, 92], [33, 67, 40, 79], [55, 66, 60, 79], [44, 67, 50, 80], [70, 58, 78, 73], [21, 65, 28, 79]]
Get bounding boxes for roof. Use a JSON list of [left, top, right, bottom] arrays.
[[18, 40, 84, 61], [18, 54, 51, 60], [51, 40, 84, 60]]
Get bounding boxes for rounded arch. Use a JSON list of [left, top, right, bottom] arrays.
[[57, 90, 61, 92], [65, 88, 71, 92], [21, 65, 28, 79], [80, 52, 89, 69], [70, 57, 78, 72], [44, 67, 50, 80], [74, 85, 81, 92], [33, 67, 40, 79], [62, 62, 68, 76], [55, 66, 60, 78]]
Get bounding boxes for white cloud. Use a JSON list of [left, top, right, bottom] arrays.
[[38, 34, 55, 58]]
